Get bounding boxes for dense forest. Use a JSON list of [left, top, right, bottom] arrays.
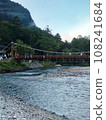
[[0, 18, 90, 54]]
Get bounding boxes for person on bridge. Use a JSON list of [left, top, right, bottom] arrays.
[[25, 52, 27, 58], [30, 54, 32, 58], [7, 53, 10, 58]]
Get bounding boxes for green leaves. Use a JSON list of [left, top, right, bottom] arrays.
[[0, 20, 90, 54], [70, 37, 90, 52], [16, 39, 35, 55]]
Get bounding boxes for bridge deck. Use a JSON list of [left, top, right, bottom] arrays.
[[15, 55, 90, 60]]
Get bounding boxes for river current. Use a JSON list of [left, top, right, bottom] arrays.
[[0, 66, 90, 120]]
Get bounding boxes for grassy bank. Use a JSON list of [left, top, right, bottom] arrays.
[[0, 59, 29, 73], [0, 59, 55, 73], [0, 59, 89, 73], [41, 60, 55, 67]]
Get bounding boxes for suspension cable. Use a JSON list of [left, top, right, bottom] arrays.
[[12, 42, 90, 55]]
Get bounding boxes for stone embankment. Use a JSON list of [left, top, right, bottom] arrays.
[[0, 91, 69, 120]]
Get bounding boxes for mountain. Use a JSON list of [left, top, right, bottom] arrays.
[[0, 0, 36, 28]]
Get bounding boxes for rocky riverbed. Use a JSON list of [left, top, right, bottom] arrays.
[[0, 66, 90, 120], [44, 66, 90, 77], [0, 91, 69, 120]]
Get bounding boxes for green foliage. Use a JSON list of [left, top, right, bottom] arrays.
[[9, 59, 17, 66], [0, 59, 28, 71], [70, 37, 90, 52], [62, 48, 70, 53], [1, 63, 9, 68], [0, 20, 90, 54], [41, 60, 54, 67], [11, 16, 21, 26], [16, 39, 35, 55], [55, 33, 61, 41]]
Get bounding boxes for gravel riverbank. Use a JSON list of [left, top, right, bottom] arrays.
[[0, 91, 69, 120]]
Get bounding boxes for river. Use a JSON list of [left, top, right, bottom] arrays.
[[0, 66, 90, 120]]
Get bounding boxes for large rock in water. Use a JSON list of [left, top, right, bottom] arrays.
[[0, 0, 36, 28]]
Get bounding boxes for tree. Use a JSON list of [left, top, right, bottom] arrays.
[[0, 20, 90, 54], [70, 37, 90, 52], [45, 25, 52, 34], [0, 21, 16, 45], [16, 39, 35, 55], [77, 35, 82, 39], [11, 16, 21, 26], [55, 33, 61, 41]]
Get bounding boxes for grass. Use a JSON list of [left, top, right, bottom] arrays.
[[41, 60, 55, 67], [0, 59, 89, 73], [0, 59, 29, 72]]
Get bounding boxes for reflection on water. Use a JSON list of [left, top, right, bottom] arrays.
[[0, 66, 90, 120]]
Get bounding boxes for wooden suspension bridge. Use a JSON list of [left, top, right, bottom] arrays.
[[2, 42, 90, 65]]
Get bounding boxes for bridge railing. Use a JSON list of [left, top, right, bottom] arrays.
[[15, 55, 90, 60]]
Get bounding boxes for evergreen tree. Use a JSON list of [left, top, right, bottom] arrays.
[[0, 20, 90, 53], [11, 16, 21, 26], [55, 33, 61, 41], [45, 25, 52, 34]]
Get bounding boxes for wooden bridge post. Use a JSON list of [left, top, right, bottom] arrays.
[[14, 46, 17, 59], [11, 42, 14, 58]]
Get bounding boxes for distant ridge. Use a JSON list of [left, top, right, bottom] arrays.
[[0, 0, 36, 28]]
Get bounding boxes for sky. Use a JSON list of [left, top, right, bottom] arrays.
[[11, 0, 90, 42]]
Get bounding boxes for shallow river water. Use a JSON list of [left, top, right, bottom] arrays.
[[0, 66, 90, 120]]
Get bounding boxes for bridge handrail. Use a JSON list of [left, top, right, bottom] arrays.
[[15, 55, 90, 60]]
